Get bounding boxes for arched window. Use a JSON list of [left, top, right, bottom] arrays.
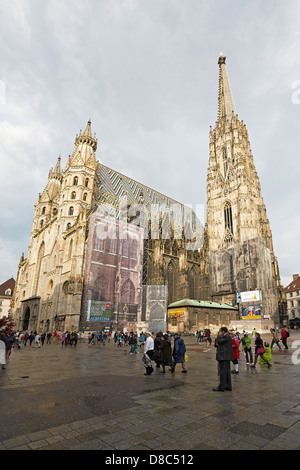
[[223, 148, 228, 176], [167, 261, 177, 305], [69, 207, 74, 216], [40, 220, 44, 228], [95, 275, 108, 301], [66, 223, 71, 230], [224, 202, 234, 245], [83, 193, 88, 202], [73, 176, 78, 186], [224, 202, 233, 235], [121, 279, 135, 304], [42, 207, 46, 215], [71, 191, 76, 200], [188, 267, 197, 299], [85, 178, 89, 188]]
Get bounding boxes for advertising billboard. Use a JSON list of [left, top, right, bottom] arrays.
[[240, 303, 263, 320], [87, 300, 114, 322], [168, 308, 185, 318], [236, 290, 262, 304]]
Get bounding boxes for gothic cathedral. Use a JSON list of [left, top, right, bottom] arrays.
[[11, 54, 284, 334]]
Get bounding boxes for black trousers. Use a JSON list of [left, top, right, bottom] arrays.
[[218, 360, 232, 390]]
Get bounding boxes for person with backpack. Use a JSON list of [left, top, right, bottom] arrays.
[[281, 327, 289, 350]]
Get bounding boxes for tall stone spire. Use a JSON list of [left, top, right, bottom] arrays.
[[218, 52, 236, 121], [205, 53, 282, 323]]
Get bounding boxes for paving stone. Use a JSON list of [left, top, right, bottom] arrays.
[[1, 335, 300, 451]]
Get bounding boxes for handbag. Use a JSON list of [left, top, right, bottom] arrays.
[[256, 347, 265, 355]]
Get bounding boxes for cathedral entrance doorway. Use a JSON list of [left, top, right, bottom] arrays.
[[23, 307, 30, 331]]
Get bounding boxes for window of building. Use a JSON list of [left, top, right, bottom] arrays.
[[223, 148, 228, 175], [83, 193, 88, 202], [192, 311, 198, 327], [73, 176, 78, 186], [224, 202, 233, 238], [42, 207, 46, 215], [71, 191, 76, 199], [109, 238, 117, 254], [85, 178, 89, 188], [122, 240, 129, 257], [69, 207, 74, 216], [131, 240, 138, 259]]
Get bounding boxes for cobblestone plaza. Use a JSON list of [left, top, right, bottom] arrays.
[[1, 332, 300, 451]]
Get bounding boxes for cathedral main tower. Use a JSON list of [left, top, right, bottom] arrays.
[[206, 53, 282, 323]]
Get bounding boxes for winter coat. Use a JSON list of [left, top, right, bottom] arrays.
[[216, 332, 234, 362], [159, 339, 172, 365], [232, 336, 240, 360], [173, 337, 186, 363]]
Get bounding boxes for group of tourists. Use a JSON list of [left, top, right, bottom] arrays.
[[213, 326, 291, 392], [142, 331, 187, 376], [196, 329, 212, 345]]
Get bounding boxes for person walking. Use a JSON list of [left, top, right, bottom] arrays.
[[34, 333, 41, 348], [281, 327, 289, 350], [213, 327, 234, 391], [41, 333, 46, 346], [29, 332, 35, 346], [159, 334, 172, 373], [143, 332, 155, 375], [230, 331, 240, 374], [153, 333, 162, 369], [251, 332, 272, 368], [243, 332, 253, 365], [46, 332, 52, 345], [170, 333, 187, 373], [0, 335, 8, 369], [270, 328, 282, 350]]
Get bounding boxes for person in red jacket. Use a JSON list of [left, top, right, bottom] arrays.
[[230, 331, 240, 374], [281, 327, 289, 350]]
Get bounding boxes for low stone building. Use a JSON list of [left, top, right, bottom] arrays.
[[167, 298, 239, 334]]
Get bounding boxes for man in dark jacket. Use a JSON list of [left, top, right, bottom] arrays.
[[213, 327, 234, 391]]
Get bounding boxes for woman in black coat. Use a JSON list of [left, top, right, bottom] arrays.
[[159, 334, 172, 373]]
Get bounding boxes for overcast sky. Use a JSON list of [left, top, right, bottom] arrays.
[[0, 0, 299, 288]]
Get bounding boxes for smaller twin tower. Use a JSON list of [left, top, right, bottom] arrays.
[[11, 54, 284, 334]]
